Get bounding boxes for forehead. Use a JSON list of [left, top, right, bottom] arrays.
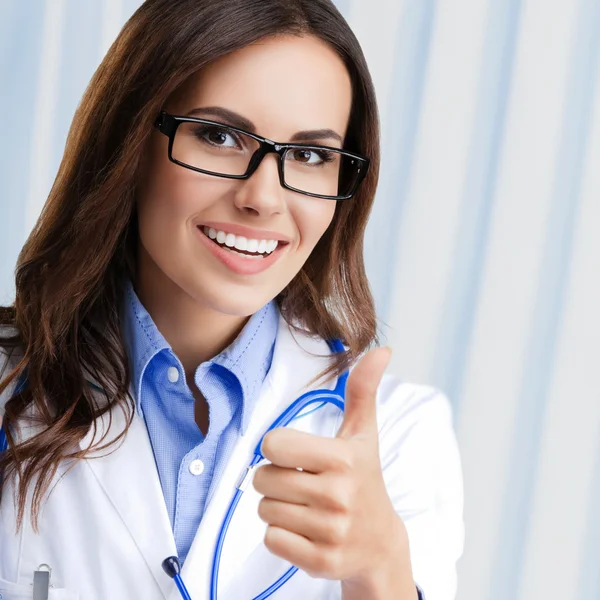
[[167, 34, 353, 142]]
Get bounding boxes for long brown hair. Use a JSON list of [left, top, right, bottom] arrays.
[[0, 0, 380, 530]]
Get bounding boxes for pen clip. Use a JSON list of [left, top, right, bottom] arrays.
[[32, 564, 51, 600]]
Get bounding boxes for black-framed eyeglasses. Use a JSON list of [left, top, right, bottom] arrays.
[[154, 111, 370, 200]]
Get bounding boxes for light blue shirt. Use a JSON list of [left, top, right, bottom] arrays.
[[119, 278, 278, 563]]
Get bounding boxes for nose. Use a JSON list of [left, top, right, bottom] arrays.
[[233, 152, 285, 217]]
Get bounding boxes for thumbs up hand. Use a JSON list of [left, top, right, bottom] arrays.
[[253, 347, 417, 598]]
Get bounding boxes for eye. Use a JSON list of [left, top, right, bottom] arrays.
[[287, 148, 335, 166], [194, 125, 241, 149]]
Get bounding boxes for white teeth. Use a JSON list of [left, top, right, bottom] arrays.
[[201, 226, 280, 255], [234, 236, 248, 251]]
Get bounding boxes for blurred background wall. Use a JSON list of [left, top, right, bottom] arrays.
[[1, 1, 599, 599]]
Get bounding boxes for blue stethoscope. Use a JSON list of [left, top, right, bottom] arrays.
[[0, 339, 348, 599]]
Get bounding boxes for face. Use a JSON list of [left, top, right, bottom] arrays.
[[135, 34, 353, 318]]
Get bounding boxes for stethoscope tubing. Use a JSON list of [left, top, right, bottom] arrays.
[[209, 388, 346, 599], [1, 340, 350, 600]]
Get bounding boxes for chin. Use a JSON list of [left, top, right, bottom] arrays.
[[190, 282, 276, 318]]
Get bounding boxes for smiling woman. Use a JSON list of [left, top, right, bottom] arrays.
[[134, 34, 365, 323], [0, 1, 463, 600]]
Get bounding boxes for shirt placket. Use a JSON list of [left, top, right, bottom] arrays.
[[174, 366, 235, 563]]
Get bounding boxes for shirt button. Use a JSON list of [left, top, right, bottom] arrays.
[[189, 459, 205, 475], [167, 366, 179, 383]]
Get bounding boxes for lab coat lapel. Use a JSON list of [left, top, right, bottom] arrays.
[[79, 381, 177, 599], [170, 316, 344, 599]]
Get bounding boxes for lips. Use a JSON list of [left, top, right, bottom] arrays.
[[200, 226, 280, 256], [195, 225, 287, 276]]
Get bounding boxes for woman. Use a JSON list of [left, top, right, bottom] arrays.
[[0, 1, 464, 599]]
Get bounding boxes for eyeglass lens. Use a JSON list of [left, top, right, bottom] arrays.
[[171, 121, 362, 198]]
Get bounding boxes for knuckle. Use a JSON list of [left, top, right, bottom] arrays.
[[257, 497, 270, 521], [305, 550, 327, 578], [332, 450, 354, 473], [321, 480, 353, 513], [252, 465, 268, 492], [264, 525, 281, 555], [261, 431, 275, 457], [261, 428, 284, 458], [323, 516, 349, 545], [320, 550, 343, 578], [264, 526, 274, 550]]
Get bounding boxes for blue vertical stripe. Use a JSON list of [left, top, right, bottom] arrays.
[[53, 0, 104, 174], [365, 0, 437, 323], [489, 0, 600, 597], [0, 0, 46, 302], [432, 0, 523, 415]]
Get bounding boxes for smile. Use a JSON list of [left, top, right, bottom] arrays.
[[196, 225, 289, 275], [201, 226, 279, 257]]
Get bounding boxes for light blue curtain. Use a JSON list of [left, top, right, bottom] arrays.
[[1, 1, 599, 599]]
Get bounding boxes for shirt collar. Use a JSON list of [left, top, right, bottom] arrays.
[[206, 299, 278, 434], [120, 278, 279, 431], [120, 279, 171, 415]]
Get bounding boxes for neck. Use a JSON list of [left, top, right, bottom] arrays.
[[134, 252, 249, 379]]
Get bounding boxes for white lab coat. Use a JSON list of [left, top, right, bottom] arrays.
[[0, 315, 464, 600]]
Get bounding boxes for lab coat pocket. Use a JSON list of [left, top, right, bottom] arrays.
[[0, 577, 79, 600]]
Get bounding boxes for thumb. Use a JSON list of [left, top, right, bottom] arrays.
[[336, 346, 392, 439]]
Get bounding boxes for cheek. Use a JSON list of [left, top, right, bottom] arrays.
[[294, 200, 337, 253], [137, 148, 180, 227], [137, 162, 225, 241], [136, 178, 185, 265], [139, 155, 189, 214]]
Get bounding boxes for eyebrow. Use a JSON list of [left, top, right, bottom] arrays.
[[185, 106, 343, 145]]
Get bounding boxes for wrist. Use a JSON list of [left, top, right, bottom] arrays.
[[342, 568, 418, 600], [342, 515, 418, 600]]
